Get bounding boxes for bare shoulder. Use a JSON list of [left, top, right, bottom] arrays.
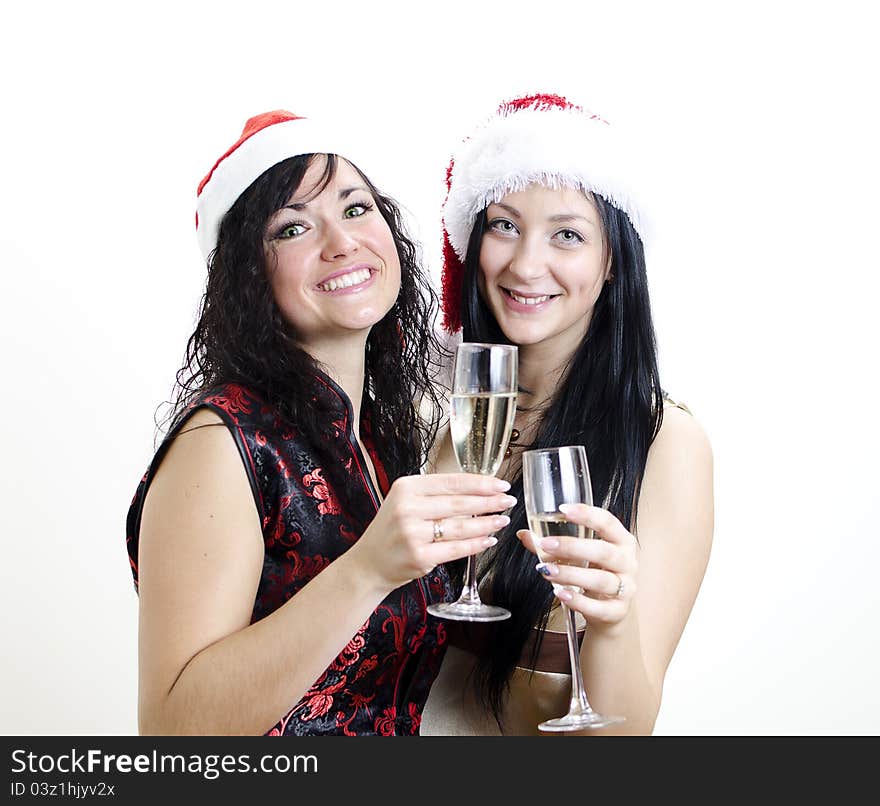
[[142, 406, 261, 543], [170, 406, 231, 447], [154, 408, 241, 482], [648, 403, 713, 471], [638, 402, 714, 553], [639, 403, 714, 547], [178, 406, 226, 430]]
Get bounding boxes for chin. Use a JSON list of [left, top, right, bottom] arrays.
[[353, 305, 395, 330], [496, 323, 550, 347]]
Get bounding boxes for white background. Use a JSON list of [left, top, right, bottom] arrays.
[[1, 0, 877, 736]]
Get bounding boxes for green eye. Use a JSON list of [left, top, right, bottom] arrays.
[[278, 223, 306, 239], [344, 204, 368, 218]]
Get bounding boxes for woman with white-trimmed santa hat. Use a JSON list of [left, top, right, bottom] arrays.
[[421, 93, 714, 735], [125, 110, 517, 735]]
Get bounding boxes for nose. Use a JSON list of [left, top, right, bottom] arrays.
[[321, 220, 359, 261], [507, 237, 549, 282]]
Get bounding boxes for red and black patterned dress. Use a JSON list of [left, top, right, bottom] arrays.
[[126, 376, 453, 735]]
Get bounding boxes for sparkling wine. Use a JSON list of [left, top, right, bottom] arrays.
[[450, 392, 517, 475], [527, 512, 590, 592]]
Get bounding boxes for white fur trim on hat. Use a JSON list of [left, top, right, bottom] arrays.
[[196, 115, 363, 261], [443, 104, 647, 259]]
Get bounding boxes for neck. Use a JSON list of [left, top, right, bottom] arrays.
[[308, 335, 369, 426], [517, 341, 573, 410]]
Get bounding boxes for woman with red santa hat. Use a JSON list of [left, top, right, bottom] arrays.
[[126, 110, 516, 735], [421, 93, 714, 735]]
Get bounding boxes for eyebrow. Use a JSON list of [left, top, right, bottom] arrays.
[[493, 202, 522, 217], [490, 202, 598, 227], [283, 186, 370, 211], [548, 213, 598, 228]]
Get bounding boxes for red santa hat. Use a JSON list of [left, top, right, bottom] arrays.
[[195, 110, 362, 261], [440, 93, 647, 332]]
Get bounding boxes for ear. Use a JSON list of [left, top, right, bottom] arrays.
[[604, 251, 614, 284]]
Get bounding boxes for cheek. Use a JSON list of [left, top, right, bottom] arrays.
[[478, 240, 504, 281], [382, 243, 402, 293], [370, 218, 398, 257], [264, 256, 286, 303], [477, 243, 507, 305], [371, 222, 403, 288], [268, 263, 302, 303], [566, 254, 607, 295], [265, 255, 312, 323]]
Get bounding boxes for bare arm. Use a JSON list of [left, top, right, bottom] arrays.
[[520, 406, 714, 734], [137, 408, 515, 735]]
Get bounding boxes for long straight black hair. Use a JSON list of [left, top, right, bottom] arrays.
[[459, 194, 663, 727]]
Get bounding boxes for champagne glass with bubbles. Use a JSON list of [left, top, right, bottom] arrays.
[[427, 342, 518, 622], [523, 445, 624, 731]]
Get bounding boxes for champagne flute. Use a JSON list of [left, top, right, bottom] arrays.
[[427, 342, 518, 622], [522, 445, 624, 731]]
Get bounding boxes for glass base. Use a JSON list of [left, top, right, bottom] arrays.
[[538, 712, 625, 732], [426, 601, 511, 622]]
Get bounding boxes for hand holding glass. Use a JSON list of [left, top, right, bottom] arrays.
[[522, 445, 624, 731], [427, 342, 517, 622]]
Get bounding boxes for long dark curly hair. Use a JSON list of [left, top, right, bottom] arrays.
[[458, 196, 664, 727], [165, 153, 444, 520]]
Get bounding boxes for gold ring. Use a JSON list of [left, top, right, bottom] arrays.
[[432, 520, 444, 542]]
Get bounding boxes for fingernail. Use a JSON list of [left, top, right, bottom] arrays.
[[501, 495, 518, 507], [539, 537, 559, 551], [494, 479, 511, 491], [559, 503, 585, 515], [482, 536, 498, 547], [554, 589, 573, 601], [535, 562, 558, 577], [494, 515, 511, 528]]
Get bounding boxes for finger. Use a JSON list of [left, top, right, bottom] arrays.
[[415, 473, 511, 495], [418, 492, 518, 520], [558, 504, 633, 545], [553, 587, 628, 625], [535, 564, 624, 597], [427, 535, 499, 566], [535, 534, 623, 570], [516, 529, 541, 556], [433, 514, 510, 541]]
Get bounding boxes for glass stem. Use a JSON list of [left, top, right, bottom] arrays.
[[562, 602, 593, 717], [458, 554, 482, 605]]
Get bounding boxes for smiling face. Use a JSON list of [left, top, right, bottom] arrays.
[[478, 183, 611, 361], [262, 156, 401, 355]]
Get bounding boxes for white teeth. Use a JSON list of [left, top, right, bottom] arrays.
[[510, 292, 551, 305], [318, 268, 371, 292]]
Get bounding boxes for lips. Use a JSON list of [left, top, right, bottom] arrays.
[[316, 265, 375, 292], [500, 286, 560, 311]]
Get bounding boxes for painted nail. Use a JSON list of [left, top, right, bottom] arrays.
[[482, 536, 498, 547], [494, 515, 511, 528], [539, 537, 560, 551], [554, 589, 573, 601], [494, 479, 511, 492], [501, 495, 518, 507], [535, 562, 558, 577]]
